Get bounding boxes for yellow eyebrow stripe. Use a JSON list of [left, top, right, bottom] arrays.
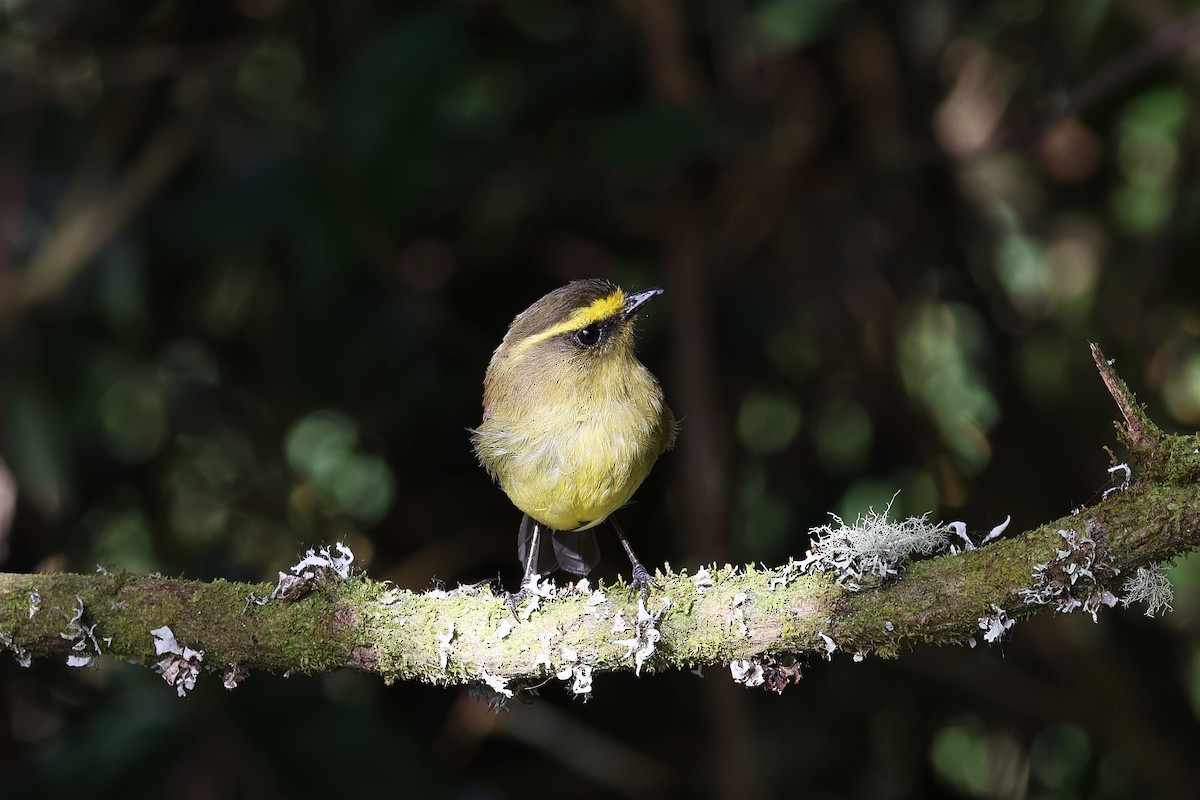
[[569, 290, 626, 327], [510, 290, 626, 356]]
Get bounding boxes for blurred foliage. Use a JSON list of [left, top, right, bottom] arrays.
[[3, 0, 1200, 798]]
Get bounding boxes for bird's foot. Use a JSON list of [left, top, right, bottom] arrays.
[[505, 571, 545, 619], [629, 563, 658, 602], [504, 588, 528, 618], [611, 516, 657, 601]]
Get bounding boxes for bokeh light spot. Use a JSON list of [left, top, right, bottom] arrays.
[[898, 303, 998, 473], [235, 35, 306, 120], [737, 392, 802, 455], [814, 397, 872, 474], [99, 377, 168, 464], [930, 716, 990, 795], [285, 411, 395, 526], [1163, 350, 1200, 426], [1111, 86, 1189, 235], [751, 0, 844, 55], [85, 507, 159, 574], [1029, 724, 1090, 790]]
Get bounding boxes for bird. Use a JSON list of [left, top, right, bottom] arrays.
[[471, 279, 677, 601]]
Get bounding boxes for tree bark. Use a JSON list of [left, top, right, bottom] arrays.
[[0, 345, 1195, 697]]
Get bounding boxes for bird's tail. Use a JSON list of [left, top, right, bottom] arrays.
[[517, 514, 600, 577]]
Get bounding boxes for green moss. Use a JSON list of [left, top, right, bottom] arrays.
[[7, 445, 1200, 689]]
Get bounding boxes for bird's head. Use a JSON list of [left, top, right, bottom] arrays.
[[483, 279, 664, 406]]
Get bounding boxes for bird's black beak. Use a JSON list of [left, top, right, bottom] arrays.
[[623, 287, 664, 319]]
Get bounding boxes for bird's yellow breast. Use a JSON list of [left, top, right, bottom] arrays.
[[473, 354, 674, 531]]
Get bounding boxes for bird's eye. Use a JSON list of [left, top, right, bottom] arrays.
[[574, 324, 602, 348]]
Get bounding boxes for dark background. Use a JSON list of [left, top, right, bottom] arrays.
[[3, 1, 1200, 797]]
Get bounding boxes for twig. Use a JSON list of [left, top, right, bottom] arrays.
[[18, 119, 196, 308], [1063, 7, 1200, 120], [1090, 342, 1158, 449]]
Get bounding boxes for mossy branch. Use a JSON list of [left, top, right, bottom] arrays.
[[1, 346, 1198, 696]]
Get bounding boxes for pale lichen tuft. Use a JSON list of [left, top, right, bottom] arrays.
[[1121, 565, 1173, 617], [799, 498, 950, 590]]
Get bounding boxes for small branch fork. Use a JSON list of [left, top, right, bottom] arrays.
[[1090, 342, 1160, 450]]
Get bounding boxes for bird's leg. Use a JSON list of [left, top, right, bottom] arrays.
[[506, 514, 545, 617], [611, 516, 657, 600]]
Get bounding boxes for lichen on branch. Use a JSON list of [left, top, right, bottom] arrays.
[[0, 346, 1196, 699]]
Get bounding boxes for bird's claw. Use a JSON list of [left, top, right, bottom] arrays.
[[629, 564, 658, 602], [504, 589, 528, 619]]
